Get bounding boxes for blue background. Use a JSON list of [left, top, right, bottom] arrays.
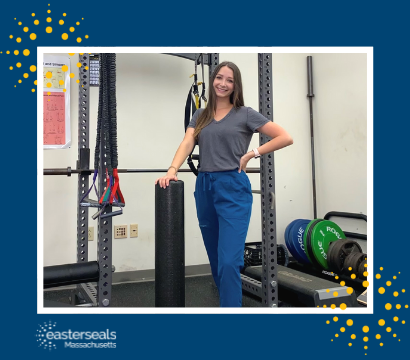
[[0, 1, 408, 359]]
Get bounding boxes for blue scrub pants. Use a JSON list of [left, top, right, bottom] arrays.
[[194, 169, 253, 307]]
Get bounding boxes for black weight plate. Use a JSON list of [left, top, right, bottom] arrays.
[[344, 252, 366, 276], [327, 239, 362, 274], [358, 258, 367, 280]]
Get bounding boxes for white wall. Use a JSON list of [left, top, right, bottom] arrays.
[[43, 52, 367, 270]]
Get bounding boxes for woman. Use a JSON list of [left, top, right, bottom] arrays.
[[155, 61, 293, 307]]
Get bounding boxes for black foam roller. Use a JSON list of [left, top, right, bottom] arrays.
[[155, 181, 185, 307], [44, 261, 99, 289]]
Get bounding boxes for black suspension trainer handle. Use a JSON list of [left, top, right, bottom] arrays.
[[324, 211, 367, 241]]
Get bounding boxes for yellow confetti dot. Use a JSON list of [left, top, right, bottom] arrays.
[[406, 305, 408, 308], [326, 289, 330, 293], [16, 62, 21, 68], [70, 27, 75, 32], [69, 73, 75, 78], [351, 274, 356, 279], [14, 50, 19, 55], [348, 267, 352, 271], [61, 65, 68, 72], [47, 10, 51, 13], [331, 304, 336, 309], [362, 281, 369, 287], [379, 319, 385, 326], [394, 316, 399, 322], [376, 274, 381, 279], [335, 334, 339, 338], [363, 326, 369, 333], [394, 291, 399, 297], [14, 85, 16, 87], [386, 327, 391, 332], [386, 281, 391, 286], [347, 319, 353, 326], [363, 337, 368, 342], [9, 66, 13, 70], [393, 276, 396, 279], [402, 320, 405, 324], [32, 89, 35, 92], [76, 21, 80, 25], [6, 51, 10, 54], [85, 66, 89, 70], [48, 99, 50, 101], [397, 304, 401, 309], [23, 73, 29, 78], [23, 49, 30, 56], [348, 343, 352, 347], [385, 303, 392, 310], [16, 37, 21, 43], [335, 276, 339, 280], [402, 289, 406, 293], [379, 287, 385, 294], [326, 320, 330, 324], [46, 83, 52, 88], [340, 327, 345, 332], [363, 272, 368, 277], [376, 334, 381, 339], [393, 334, 397, 337], [380, 267, 383, 271], [30, 65, 36, 72], [323, 305, 327, 308], [364, 264, 367, 267], [30, 33, 37, 40], [59, 80, 64, 85], [77, 37, 82, 43], [82, 18, 84, 20], [364, 346, 368, 349], [59, 20, 64, 25], [79, 53, 84, 55], [77, 62, 82, 68], [34, 20, 39, 25], [333, 291, 338, 297], [63, 89, 66, 92], [32, 13, 35, 16], [63, 13, 66, 16], [85, 35, 89, 39], [76, 79, 80, 83], [18, 80, 22, 83], [340, 303, 347, 310], [18, 22, 22, 25], [68, 53, 75, 56], [47, 92, 50, 95], [380, 343, 383, 346], [62, 33, 68, 40], [340, 281, 345, 286], [46, 27, 52, 33], [34, 80, 37, 85], [47, 17, 52, 23], [46, 72, 52, 79], [346, 287, 354, 295], [24, 27, 29, 32], [351, 334, 356, 339]]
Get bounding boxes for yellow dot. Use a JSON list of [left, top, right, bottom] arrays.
[[335, 334, 339, 338], [351, 334, 356, 339], [351, 274, 356, 279], [348, 267, 352, 271], [14, 50, 19, 55], [30, 65, 36, 72], [63, 13, 66, 16], [402, 320, 405, 324], [340, 327, 345, 332], [363, 326, 369, 333], [34, 20, 39, 25], [14, 85, 16, 87], [385, 303, 392, 310], [406, 305, 408, 308], [326, 289, 330, 293], [6, 51, 10, 54], [47, 83, 52, 88], [380, 267, 383, 271], [68, 53, 75, 56], [47, 17, 52, 23], [379, 319, 385, 326], [70, 27, 75, 32], [394, 291, 399, 297], [69, 73, 75, 78], [333, 292, 338, 297], [63, 89, 66, 92], [9, 66, 13, 70], [348, 343, 352, 347], [61, 65, 68, 72], [30, 33, 37, 40], [77, 62, 82, 68], [380, 343, 383, 346], [393, 334, 397, 337], [23, 49, 30, 56], [16, 62, 21, 68], [47, 10, 51, 13], [363, 272, 368, 277], [379, 287, 385, 294], [59, 80, 64, 85], [331, 304, 336, 309], [376, 274, 381, 279], [34, 80, 37, 85], [23, 27, 29, 32], [347, 287, 354, 295], [62, 33, 68, 40], [394, 316, 399, 322], [76, 79, 80, 83], [340, 281, 345, 286], [32, 89, 35, 92], [46, 27, 52, 33], [397, 304, 401, 309], [340, 303, 347, 310], [48, 99, 50, 101], [85, 66, 89, 70], [18, 22, 22, 25], [18, 80, 22, 83], [32, 13, 35, 16], [85, 35, 89, 39], [46, 72, 52, 79], [323, 305, 327, 308], [364, 346, 368, 349], [76, 21, 80, 25], [347, 319, 353, 326], [364, 264, 367, 267], [79, 53, 84, 55], [326, 320, 330, 324], [386, 327, 391, 332], [376, 334, 381, 339], [59, 20, 64, 25], [386, 281, 391, 286], [82, 18, 84, 20], [335, 276, 339, 280], [393, 276, 397, 279], [363, 337, 368, 342], [16, 38, 21, 43], [402, 289, 406, 293], [47, 92, 50, 95], [77, 37, 82, 43], [23, 73, 28, 78], [363, 281, 369, 287]]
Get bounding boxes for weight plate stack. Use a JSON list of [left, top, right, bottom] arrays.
[[303, 220, 346, 270], [344, 252, 367, 278], [327, 239, 362, 274], [285, 219, 311, 265]]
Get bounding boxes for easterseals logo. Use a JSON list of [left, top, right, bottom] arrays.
[[35, 321, 116, 350]]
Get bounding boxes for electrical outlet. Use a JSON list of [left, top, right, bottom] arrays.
[[130, 224, 138, 238], [88, 227, 94, 241], [114, 225, 127, 239]]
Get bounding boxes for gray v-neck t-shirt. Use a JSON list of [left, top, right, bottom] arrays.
[[188, 106, 270, 172]]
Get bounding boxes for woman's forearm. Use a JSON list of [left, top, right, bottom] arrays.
[[167, 140, 195, 175]]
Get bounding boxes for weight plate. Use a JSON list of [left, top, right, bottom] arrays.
[[288, 219, 311, 264], [304, 220, 346, 270], [303, 219, 324, 267], [344, 252, 366, 276], [358, 258, 367, 279], [284, 219, 299, 258], [327, 239, 362, 273]]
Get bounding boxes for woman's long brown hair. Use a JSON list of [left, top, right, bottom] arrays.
[[193, 61, 244, 141]]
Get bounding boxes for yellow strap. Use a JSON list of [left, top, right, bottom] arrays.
[[195, 94, 199, 109]]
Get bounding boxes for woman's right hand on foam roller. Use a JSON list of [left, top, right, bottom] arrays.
[[155, 174, 178, 189]]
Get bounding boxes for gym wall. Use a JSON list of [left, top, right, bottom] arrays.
[[42, 52, 367, 273]]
